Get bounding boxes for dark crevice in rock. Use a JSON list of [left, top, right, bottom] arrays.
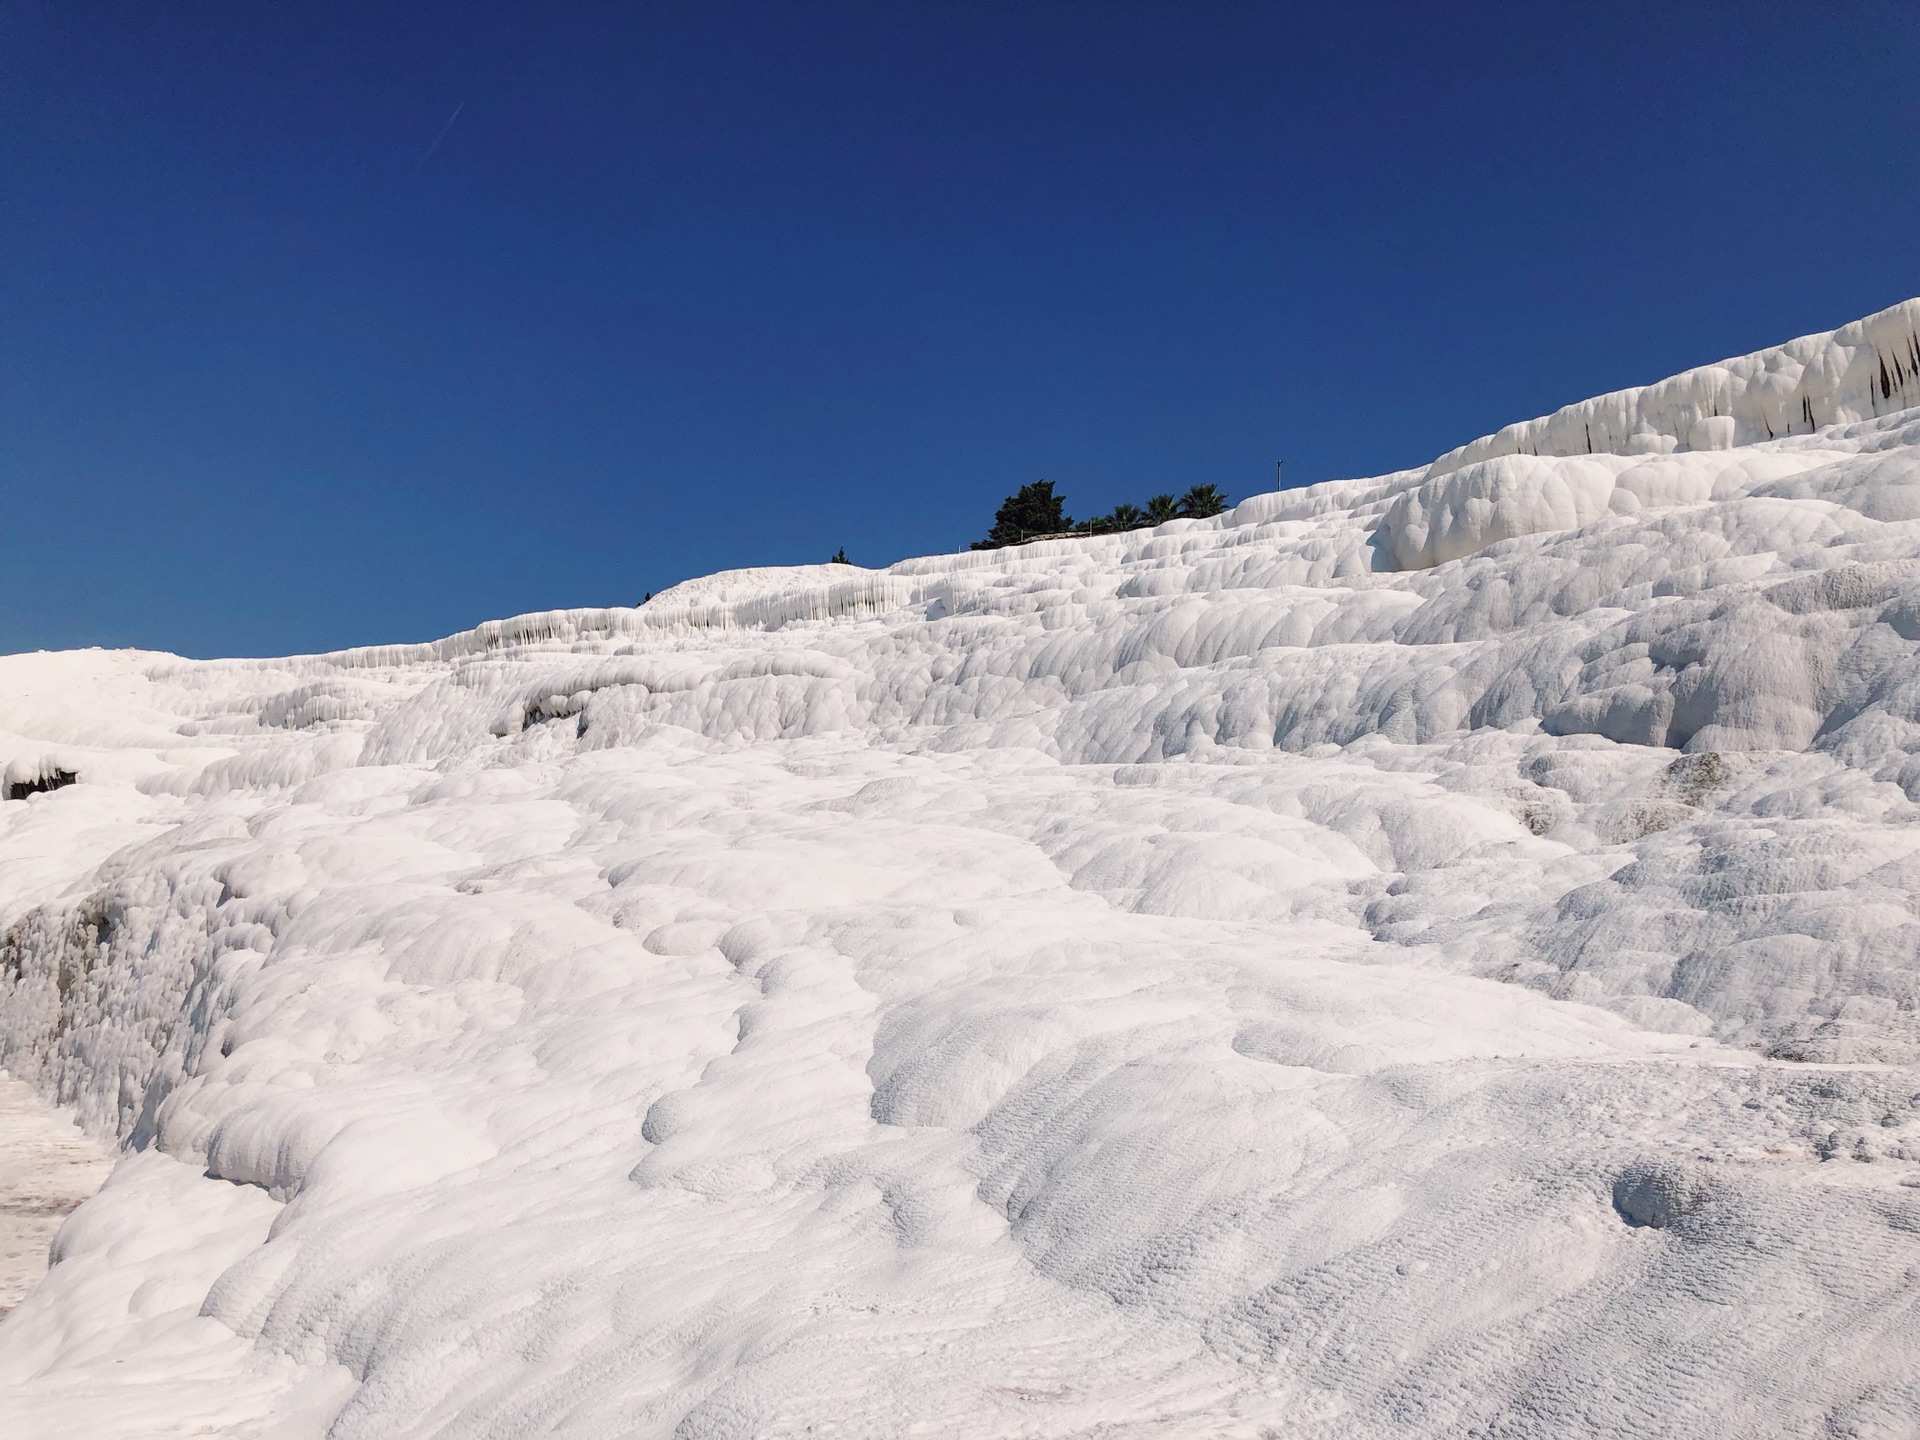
[[7, 769, 77, 802]]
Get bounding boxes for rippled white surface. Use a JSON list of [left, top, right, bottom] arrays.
[[3, 300, 1920, 1437]]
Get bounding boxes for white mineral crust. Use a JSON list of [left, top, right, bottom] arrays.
[[3, 300, 1920, 1437]]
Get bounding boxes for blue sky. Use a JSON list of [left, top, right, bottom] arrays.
[[4, 1, 1917, 657]]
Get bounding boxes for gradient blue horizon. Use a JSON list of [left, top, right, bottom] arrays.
[[4, 1, 1917, 658]]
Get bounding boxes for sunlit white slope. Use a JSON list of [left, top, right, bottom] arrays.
[[2, 301, 1920, 1438]]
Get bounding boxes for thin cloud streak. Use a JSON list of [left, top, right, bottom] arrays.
[[418, 101, 464, 168]]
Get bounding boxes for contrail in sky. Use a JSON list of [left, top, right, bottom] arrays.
[[419, 102, 465, 167]]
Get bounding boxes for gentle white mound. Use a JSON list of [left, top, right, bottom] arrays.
[[4, 300, 1920, 1438]]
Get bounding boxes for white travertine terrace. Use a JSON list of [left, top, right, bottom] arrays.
[[3, 300, 1920, 1437]]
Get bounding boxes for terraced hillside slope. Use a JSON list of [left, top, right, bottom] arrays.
[[3, 298, 1920, 1438]]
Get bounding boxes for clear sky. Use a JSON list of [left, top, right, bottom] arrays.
[[4, 1, 1917, 657]]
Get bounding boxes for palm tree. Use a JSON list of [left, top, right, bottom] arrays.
[[1144, 493, 1179, 524], [1177, 484, 1229, 519]]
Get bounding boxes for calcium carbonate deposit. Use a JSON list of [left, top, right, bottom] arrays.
[[4, 298, 1920, 1438]]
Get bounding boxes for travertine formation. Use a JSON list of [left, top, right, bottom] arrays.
[[2, 300, 1919, 1438]]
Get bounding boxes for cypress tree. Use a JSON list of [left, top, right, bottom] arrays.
[[972, 481, 1073, 550]]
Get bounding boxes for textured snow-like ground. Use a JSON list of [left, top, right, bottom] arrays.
[[3, 300, 1920, 1437], [0, 1077, 110, 1320]]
